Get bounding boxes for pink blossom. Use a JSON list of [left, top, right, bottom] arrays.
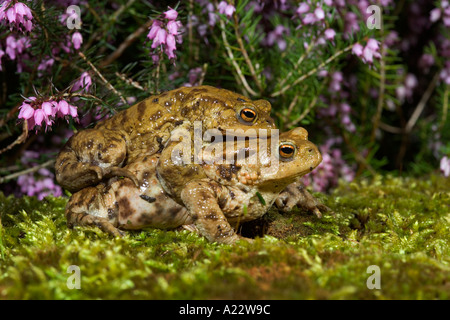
[[0, 0, 33, 32], [353, 39, 381, 64], [296, 3, 310, 15], [314, 8, 325, 20], [33, 109, 45, 127], [69, 104, 78, 118], [167, 20, 180, 35], [58, 100, 69, 116], [71, 32, 83, 50], [324, 28, 336, 40], [41, 101, 55, 117], [430, 8, 441, 22], [147, 20, 162, 40], [18, 103, 34, 120], [218, 1, 236, 18], [165, 33, 176, 59], [164, 8, 178, 21], [352, 43, 364, 56], [440, 156, 450, 177], [72, 72, 92, 92], [302, 13, 316, 24]]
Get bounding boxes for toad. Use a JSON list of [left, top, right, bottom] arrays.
[[55, 85, 276, 193], [64, 126, 326, 244]]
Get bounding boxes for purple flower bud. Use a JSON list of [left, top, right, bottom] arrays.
[[430, 8, 441, 22], [324, 28, 336, 40], [148, 21, 162, 40], [302, 13, 316, 24], [58, 100, 69, 116], [18, 103, 34, 120], [167, 20, 179, 35], [314, 8, 325, 20], [296, 3, 310, 15], [441, 156, 450, 177], [352, 43, 363, 57], [165, 34, 176, 59], [69, 104, 78, 118], [41, 102, 54, 116], [34, 109, 44, 126], [164, 8, 178, 20], [72, 32, 83, 50]]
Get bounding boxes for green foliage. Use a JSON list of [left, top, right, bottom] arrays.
[[0, 175, 448, 299]]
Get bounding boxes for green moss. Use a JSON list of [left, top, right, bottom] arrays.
[[0, 174, 449, 299]]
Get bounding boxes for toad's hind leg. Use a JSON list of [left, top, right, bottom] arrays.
[[55, 128, 138, 193], [65, 186, 124, 237]]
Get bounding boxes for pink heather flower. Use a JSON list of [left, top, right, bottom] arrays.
[[33, 109, 45, 127], [440, 156, 450, 177], [165, 33, 176, 59], [352, 43, 364, 56], [324, 28, 336, 40], [72, 72, 92, 92], [353, 39, 381, 64], [41, 101, 55, 117], [167, 20, 180, 35], [69, 104, 78, 118], [164, 8, 178, 21], [147, 20, 162, 40], [430, 8, 441, 22], [296, 3, 310, 15], [303, 13, 316, 24], [0, 0, 33, 32], [71, 32, 83, 50], [148, 7, 183, 62], [152, 28, 167, 48], [218, 1, 236, 18], [57, 100, 69, 116], [18, 103, 34, 120], [314, 7, 325, 20]]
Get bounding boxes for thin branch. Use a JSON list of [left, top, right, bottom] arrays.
[[439, 85, 449, 131], [277, 38, 317, 91], [232, 13, 263, 93], [0, 121, 28, 156], [115, 72, 146, 91], [219, 18, 258, 97], [78, 52, 127, 104], [370, 42, 386, 144], [100, 20, 153, 68], [405, 71, 440, 133], [271, 44, 354, 97], [0, 159, 55, 184], [198, 63, 208, 86], [286, 94, 320, 128]]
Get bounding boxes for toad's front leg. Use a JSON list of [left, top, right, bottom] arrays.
[[180, 180, 241, 244], [275, 180, 329, 218]]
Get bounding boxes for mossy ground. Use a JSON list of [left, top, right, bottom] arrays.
[[0, 175, 449, 300]]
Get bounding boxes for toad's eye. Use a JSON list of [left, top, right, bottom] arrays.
[[279, 143, 295, 159], [239, 108, 257, 123]]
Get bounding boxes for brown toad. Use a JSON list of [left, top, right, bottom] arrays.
[[55, 85, 276, 193], [64, 126, 325, 244]]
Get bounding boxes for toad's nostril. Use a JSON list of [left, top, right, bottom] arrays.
[[309, 149, 312, 152]]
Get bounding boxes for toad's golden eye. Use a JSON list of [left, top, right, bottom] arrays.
[[240, 108, 257, 123], [279, 144, 295, 159]]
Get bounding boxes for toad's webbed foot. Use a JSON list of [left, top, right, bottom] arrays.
[[275, 181, 329, 218]]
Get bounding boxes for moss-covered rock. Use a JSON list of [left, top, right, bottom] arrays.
[[0, 174, 449, 299]]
